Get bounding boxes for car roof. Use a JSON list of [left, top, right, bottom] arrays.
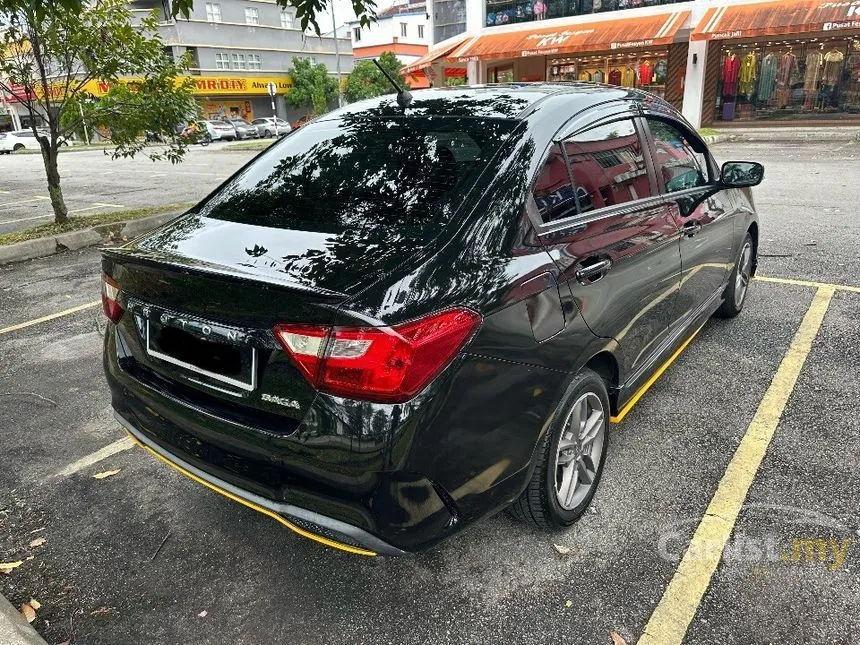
[[329, 83, 660, 121]]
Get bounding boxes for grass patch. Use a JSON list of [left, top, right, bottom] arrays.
[[698, 128, 721, 137], [226, 139, 275, 151], [0, 202, 193, 246]]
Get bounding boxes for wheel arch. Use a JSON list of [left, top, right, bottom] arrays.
[[584, 350, 620, 415], [746, 221, 759, 276]]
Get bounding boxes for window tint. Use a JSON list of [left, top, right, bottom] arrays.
[[648, 119, 710, 194], [199, 116, 517, 240], [532, 143, 577, 223], [563, 119, 650, 214]]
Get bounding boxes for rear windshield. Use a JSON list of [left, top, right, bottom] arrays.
[[198, 115, 517, 239]]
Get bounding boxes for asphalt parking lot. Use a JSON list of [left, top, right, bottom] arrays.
[[0, 141, 858, 645], [0, 144, 257, 235]]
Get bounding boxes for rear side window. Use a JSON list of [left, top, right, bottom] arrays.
[[532, 143, 578, 223], [647, 118, 710, 194], [563, 119, 650, 214], [199, 116, 516, 239]]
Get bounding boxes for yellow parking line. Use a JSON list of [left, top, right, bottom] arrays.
[[755, 275, 860, 294], [0, 301, 101, 335], [637, 286, 835, 645]]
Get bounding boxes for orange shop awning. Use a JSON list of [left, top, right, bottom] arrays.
[[449, 10, 690, 62], [692, 0, 860, 41], [404, 35, 470, 73]]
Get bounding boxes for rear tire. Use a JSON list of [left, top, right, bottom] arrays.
[[13, 143, 24, 152], [715, 232, 753, 319], [507, 368, 609, 528]]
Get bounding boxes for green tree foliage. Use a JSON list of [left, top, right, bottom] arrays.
[[344, 51, 405, 103], [0, 0, 196, 224], [0, 0, 375, 38], [284, 57, 338, 116]]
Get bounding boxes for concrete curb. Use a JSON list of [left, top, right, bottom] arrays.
[[704, 129, 860, 145], [0, 211, 184, 266], [0, 595, 48, 645]]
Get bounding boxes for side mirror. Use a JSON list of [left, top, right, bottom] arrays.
[[719, 161, 764, 188]]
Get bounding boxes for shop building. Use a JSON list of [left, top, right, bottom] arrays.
[[347, 0, 433, 87], [414, 0, 860, 127], [129, 0, 353, 122], [689, 0, 860, 124]]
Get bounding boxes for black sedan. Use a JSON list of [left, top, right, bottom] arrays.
[[102, 84, 763, 556]]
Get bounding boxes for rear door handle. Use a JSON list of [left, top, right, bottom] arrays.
[[574, 258, 612, 284], [683, 220, 702, 237]]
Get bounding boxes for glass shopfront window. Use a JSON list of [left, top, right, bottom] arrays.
[[485, 0, 687, 27], [434, 0, 467, 44], [715, 35, 860, 122], [548, 50, 669, 98]]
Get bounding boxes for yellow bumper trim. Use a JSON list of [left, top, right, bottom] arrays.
[[610, 323, 705, 424], [126, 431, 377, 557]]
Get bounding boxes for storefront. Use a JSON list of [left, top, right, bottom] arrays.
[[452, 8, 690, 106], [403, 35, 472, 86], [692, 0, 860, 123]]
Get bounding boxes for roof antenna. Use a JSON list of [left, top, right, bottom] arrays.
[[373, 58, 413, 109]]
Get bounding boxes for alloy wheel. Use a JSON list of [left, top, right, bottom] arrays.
[[554, 392, 606, 511], [735, 242, 753, 308]]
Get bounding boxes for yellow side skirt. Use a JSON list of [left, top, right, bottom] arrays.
[[126, 432, 377, 557], [610, 323, 705, 424]]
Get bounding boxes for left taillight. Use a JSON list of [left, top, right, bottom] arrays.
[[101, 273, 124, 323], [273, 308, 482, 404]]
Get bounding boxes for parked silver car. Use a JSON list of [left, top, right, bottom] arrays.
[[251, 117, 292, 138], [200, 120, 237, 141], [225, 118, 259, 140]]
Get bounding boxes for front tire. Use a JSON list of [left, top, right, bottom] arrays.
[[508, 368, 609, 528], [715, 232, 753, 319]]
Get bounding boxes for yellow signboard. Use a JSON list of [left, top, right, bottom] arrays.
[[82, 75, 293, 98]]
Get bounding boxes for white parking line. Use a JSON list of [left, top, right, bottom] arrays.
[[0, 196, 50, 208], [1, 213, 52, 225], [55, 436, 136, 477]]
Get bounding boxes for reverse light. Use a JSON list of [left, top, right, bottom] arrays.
[[101, 273, 124, 323], [273, 308, 482, 403]]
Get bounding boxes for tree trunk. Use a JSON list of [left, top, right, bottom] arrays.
[[40, 141, 68, 224]]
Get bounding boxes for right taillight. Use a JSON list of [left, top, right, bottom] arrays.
[[273, 308, 481, 404], [101, 273, 124, 323]]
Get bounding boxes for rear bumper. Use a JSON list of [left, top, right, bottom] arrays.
[[104, 324, 461, 554], [116, 411, 404, 556]]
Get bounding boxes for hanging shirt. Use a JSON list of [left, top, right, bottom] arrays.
[[822, 50, 845, 86], [621, 67, 636, 87], [758, 53, 778, 101], [608, 68, 622, 86], [579, 70, 592, 81], [593, 69, 605, 83], [638, 60, 654, 85], [776, 52, 798, 87], [653, 59, 668, 84], [804, 50, 823, 91], [722, 53, 741, 97], [738, 51, 757, 96]]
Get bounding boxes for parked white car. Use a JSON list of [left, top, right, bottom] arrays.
[[0, 129, 68, 153], [199, 120, 237, 142], [251, 117, 292, 138]]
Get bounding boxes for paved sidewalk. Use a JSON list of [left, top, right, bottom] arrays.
[[0, 595, 47, 645], [707, 125, 860, 143]]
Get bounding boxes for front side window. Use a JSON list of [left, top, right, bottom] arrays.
[[647, 119, 710, 194], [563, 119, 650, 214], [245, 7, 259, 24], [215, 52, 230, 69], [205, 2, 221, 22], [232, 53, 246, 70], [532, 143, 577, 223]]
